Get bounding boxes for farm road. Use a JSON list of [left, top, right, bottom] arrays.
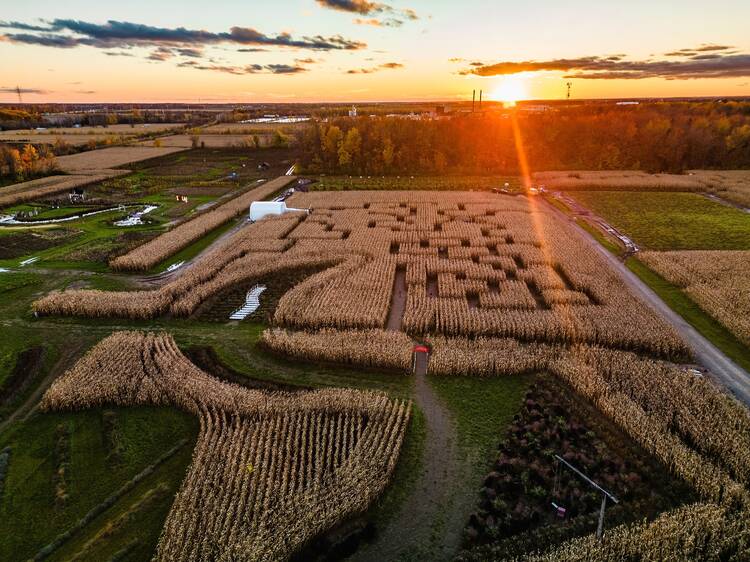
[[350, 353, 470, 562], [541, 197, 750, 406]]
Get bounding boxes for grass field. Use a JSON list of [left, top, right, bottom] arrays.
[[569, 191, 750, 250], [0, 406, 197, 561]]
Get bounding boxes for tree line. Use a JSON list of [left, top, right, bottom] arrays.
[[0, 144, 57, 182], [298, 102, 750, 175]]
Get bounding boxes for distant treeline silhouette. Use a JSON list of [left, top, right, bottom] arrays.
[[298, 102, 750, 174]]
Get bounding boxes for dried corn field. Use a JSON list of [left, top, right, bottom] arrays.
[[533, 169, 750, 209], [639, 250, 750, 346], [109, 176, 297, 271], [41, 331, 411, 561], [532, 170, 709, 191], [36, 189, 687, 359]]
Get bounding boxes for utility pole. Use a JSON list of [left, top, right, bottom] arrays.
[[472, 90, 476, 112], [553, 454, 619, 541], [16, 85, 23, 104], [566, 81, 572, 100], [479, 89, 483, 110]]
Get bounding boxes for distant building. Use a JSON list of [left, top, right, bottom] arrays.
[[349, 106, 358, 118]]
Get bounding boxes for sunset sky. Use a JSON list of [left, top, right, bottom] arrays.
[[2, 0, 749, 103]]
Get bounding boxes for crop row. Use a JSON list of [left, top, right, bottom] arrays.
[[41, 331, 411, 561]]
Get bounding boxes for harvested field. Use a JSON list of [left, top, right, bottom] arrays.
[[55, 146, 186, 172], [0, 124, 183, 138], [109, 175, 296, 271], [639, 250, 750, 346], [0, 172, 128, 208], [149, 134, 276, 148], [41, 331, 411, 561]]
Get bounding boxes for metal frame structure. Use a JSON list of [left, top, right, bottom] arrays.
[[553, 454, 619, 540]]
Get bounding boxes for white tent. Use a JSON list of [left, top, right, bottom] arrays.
[[249, 201, 308, 222]]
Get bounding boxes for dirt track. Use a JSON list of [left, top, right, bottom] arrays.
[[541, 197, 750, 406], [350, 351, 469, 562]]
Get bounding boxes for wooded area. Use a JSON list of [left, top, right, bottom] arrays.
[[298, 102, 750, 175]]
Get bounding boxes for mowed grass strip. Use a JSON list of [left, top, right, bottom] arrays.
[[570, 191, 750, 250]]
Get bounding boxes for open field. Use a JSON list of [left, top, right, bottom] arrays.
[[0, 172, 128, 208], [534, 170, 750, 209], [640, 250, 750, 347], [55, 146, 187, 172], [202, 122, 311, 134], [569, 191, 750, 250], [147, 134, 278, 148], [0, 124, 185, 147]]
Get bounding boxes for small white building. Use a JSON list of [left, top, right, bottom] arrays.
[[249, 201, 308, 222], [349, 106, 358, 118]]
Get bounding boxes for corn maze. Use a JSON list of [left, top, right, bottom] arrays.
[[36, 190, 686, 358], [32, 188, 750, 558], [41, 331, 411, 561]]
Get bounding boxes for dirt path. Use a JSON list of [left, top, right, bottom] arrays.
[[386, 267, 408, 331], [350, 353, 469, 562], [541, 197, 750, 407]]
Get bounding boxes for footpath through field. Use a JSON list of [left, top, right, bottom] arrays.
[[541, 197, 750, 406], [350, 349, 471, 562]]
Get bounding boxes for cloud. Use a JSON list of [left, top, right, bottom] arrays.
[[0, 20, 51, 32], [0, 87, 50, 94], [354, 17, 399, 27], [0, 19, 365, 52], [346, 61, 403, 74], [315, 0, 418, 27], [177, 60, 307, 75], [461, 48, 750, 80], [147, 46, 173, 61], [74, 90, 96, 94], [315, 0, 386, 15]]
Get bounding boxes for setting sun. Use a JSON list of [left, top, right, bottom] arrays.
[[491, 74, 529, 107]]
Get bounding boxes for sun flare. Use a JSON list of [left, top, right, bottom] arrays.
[[491, 74, 528, 107]]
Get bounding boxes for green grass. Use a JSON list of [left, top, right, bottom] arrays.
[[627, 257, 750, 372], [570, 191, 750, 250], [430, 375, 531, 478], [0, 407, 198, 561]]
